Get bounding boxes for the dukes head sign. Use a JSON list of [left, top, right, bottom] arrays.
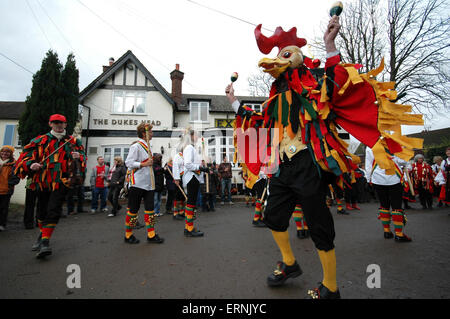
[[92, 119, 162, 126]]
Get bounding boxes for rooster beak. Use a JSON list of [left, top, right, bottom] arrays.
[[258, 57, 291, 79]]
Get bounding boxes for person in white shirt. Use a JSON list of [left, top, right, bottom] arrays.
[[172, 143, 186, 220], [365, 147, 411, 242], [180, 128, 208, 237], [123, 123, 164, 244], [434, 147, 450, 207]]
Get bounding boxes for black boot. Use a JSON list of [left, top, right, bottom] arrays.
[[337, 208, 349, 215], [297, 230, 305, 239], [304, 229, 310, 238], [36, 239, 52, 259], [31, 232, 42, 251], [384, 231, 394, 239], [267, 261, 303, 287], [124, 234, 140, 244], [395, 234, 412, 242], [147, 234, 164, 244], [252, 219, 267, 227], [307, 283, 341, 299], [184, 228, 204, 237]]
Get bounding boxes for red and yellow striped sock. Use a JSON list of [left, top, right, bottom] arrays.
[[144, 210, 156, 238], [391, 209, 405, 236], [292, 204, 305, 230], [173, 200, 178, 216], [378, 207, 391, 233], [41, 224, 56, 240], [184, 204, 195, 232], [125, 210, 137, 239], [336, 199, 344, 211], [178, 201, 185, 217], [253, 200, 262, 221]]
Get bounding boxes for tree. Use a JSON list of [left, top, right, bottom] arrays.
[[325, 0, 450, 117], [247, 69, 272, 97], [61, 53, 80, 136], [18, 50, 79, 145]]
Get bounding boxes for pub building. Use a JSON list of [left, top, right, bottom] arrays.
[[79, 50, 266, 191]]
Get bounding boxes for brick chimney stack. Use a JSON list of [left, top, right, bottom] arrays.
[[170, 64, 184, 106]]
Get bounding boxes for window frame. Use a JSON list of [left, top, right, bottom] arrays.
[[189, 101, 209, 123], [111, 90, 147, 115]]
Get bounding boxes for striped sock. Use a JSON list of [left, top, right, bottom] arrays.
[[292, 204, 305, 230], [391, 209, 405, 236], [378, 207, 392, 233], [144, 210, 156, 238], [253, 200, 262, 221], [41, 224, 56, 240], [125, 210, 138, 239], [184, 204, 195, 232], [173, 200, 178, 216], [336, 199, 344, 211], [178, 201, 185, 217]]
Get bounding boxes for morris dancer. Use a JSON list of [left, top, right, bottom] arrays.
[[14, 114, 86, 258]]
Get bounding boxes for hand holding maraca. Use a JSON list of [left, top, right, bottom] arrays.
[[225, 72, 238, 104]]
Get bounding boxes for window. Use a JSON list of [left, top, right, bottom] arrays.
[[246, 103, 262, 113], [206, 130, 235, 167], [113, 90, 146, 114], [3, 124, 16, 146], [103, 146, 130, 167], [189, 101, 209, 122]]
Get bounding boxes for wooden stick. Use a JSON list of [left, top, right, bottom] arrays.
[[260, 179, 269, 202], [145, 125, 155, 189], [405, 168, 415, 196], [165, 166, 188, 201], [201, 137, 210, 193], [328, 184, 335, 200], [40, 136, 75, 164]]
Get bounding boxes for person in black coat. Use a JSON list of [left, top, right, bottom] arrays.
[[153, 154, 165, 217], [107, 156, 127, 217], [164, 158, 176, 215]]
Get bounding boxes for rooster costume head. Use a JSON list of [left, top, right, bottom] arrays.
[[255, 24, 319, 79]]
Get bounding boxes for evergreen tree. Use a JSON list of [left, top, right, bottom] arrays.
[[18, 50, 80, 145], [61, 53, 79, 136]]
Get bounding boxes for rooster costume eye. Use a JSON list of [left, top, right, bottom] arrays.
[[283, 52, 292, 58]]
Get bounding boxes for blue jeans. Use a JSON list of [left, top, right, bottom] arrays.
[[196, 188, 202, 207], [154, 191, 162, 214], [91, 187, 107, 210], [221, 178, 232, 202]]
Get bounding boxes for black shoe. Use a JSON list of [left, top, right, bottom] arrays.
[[124, 235, 140, 244], [384, 231, 394, 239], [267, 261, 303, 287], [31, 233, 42, 251], [337, 209, 349, 215], [307, 283, 341, 299], [304, 229, 310, 238], [184, 228, 204, 237], [297, 230, 306, 239], [173, 214, 185, 220], [36, 239, 52, 259], [395, 234, 412, 242], [147, 234, 164, 244], [252, 219, 267, 227]]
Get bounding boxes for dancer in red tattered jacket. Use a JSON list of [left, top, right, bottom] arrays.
[[226, 11, 423, 298], [411, 154, 434, 210]]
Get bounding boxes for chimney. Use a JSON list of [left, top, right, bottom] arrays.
[[170, 64, 184, 106], [102, 57, 115, 73]]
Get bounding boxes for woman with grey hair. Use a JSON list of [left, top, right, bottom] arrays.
[[411, 154, 434, 209], [432, 156, 443, 207]]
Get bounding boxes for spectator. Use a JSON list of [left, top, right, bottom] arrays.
[[107, 156, 127, 217], [24, 177, 39, 229], [218, 156, 233, 205], [202, 161, 219, 212], [90, 156, 110, 214], [0, 145, 20, 231], [153, 153, 164, 217], [164, 158, 176, 215]]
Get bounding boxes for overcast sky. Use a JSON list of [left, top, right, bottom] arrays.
[[0, 0, 448, 134]]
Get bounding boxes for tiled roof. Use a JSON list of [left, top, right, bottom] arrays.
[[179, 94, 267, 113], [0, 101, 26, 120]]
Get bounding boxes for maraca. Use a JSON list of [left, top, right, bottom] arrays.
[[230, 72, 239, 82], [330, 1, 343, 17]]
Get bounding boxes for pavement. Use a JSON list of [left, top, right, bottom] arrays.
[[0, 199, 449, 299]]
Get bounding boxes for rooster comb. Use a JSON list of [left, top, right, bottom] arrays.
[[255, 24, 307, 55]]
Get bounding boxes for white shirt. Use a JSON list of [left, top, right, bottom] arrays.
[[125, 138, 155, 191], [182, 144, 204, 185], [172, 152, 184, 181], [435, 158, 450, 185], [365, 147, 406, 186]]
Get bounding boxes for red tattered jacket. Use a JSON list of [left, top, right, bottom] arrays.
[[14, 133, 86, 191]]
